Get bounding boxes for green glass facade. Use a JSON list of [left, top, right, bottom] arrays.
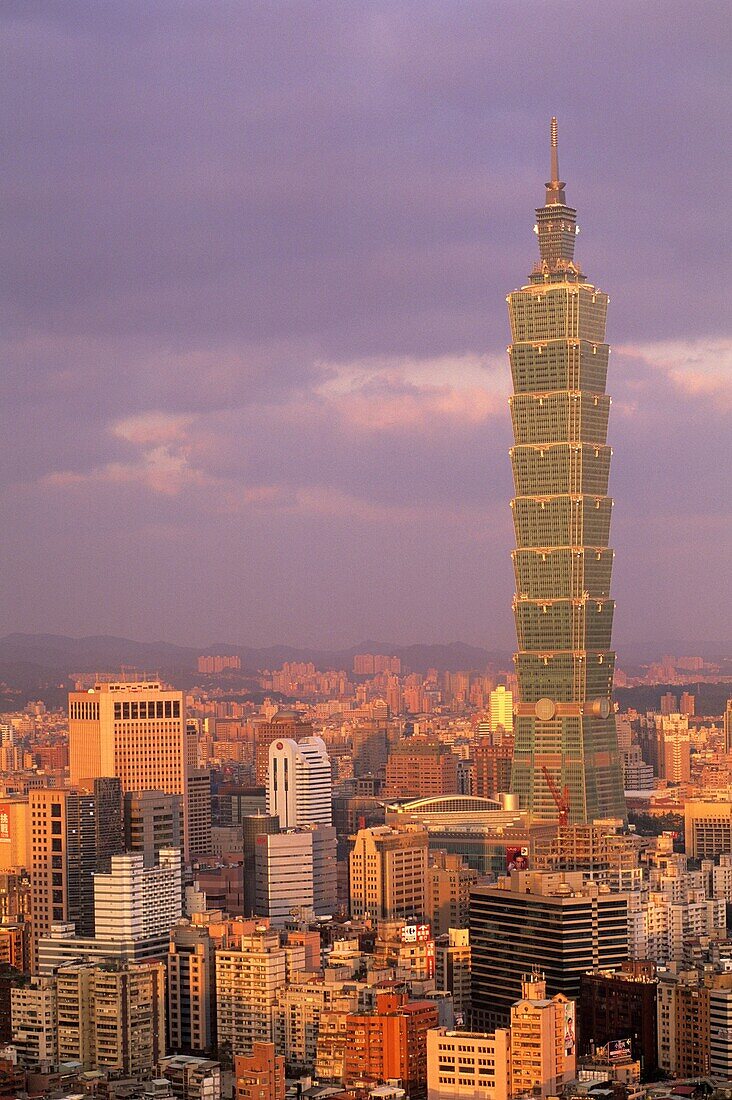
[[508, 120, 626, 824]]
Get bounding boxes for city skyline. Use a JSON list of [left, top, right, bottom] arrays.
[[1, 2, 729, 651]]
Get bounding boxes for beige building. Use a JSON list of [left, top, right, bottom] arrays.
[[216, 926, 306, 1056], [427, 1027, 510, 1100], [54, 959, 166, 1078], [69, 681, 194, 855], [685, 800, 732, 859], [427, 852, 477, 936], [11, 975, 58, 1072], [435, 928, 471, 1024], [509, 975, 576, 1098], [349, 825, 428, 923], [273, 974, 360, 1073]]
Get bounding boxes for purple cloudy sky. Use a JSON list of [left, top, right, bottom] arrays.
[[1, 1, 730, 654]]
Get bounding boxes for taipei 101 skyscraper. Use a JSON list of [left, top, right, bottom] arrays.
[[507, 120, 626, 823]]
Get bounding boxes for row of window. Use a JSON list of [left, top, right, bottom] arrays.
[[114, 700, 180, 720]]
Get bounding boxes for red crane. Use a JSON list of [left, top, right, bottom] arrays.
[[540, 765, 570, 826]]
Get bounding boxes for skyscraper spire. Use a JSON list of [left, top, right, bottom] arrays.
[[545, 116, 566, 206], [550, 116, 559, 186]]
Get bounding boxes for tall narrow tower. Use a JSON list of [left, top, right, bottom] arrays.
[[507, 120, 626, 823]]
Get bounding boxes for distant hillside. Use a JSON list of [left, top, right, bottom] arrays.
[[0, 633, 509, 678]]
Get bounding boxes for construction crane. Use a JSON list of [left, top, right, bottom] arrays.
[[540, 765, 570, 826]]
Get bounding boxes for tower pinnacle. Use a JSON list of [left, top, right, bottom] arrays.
[[545, 116, 566, 205]]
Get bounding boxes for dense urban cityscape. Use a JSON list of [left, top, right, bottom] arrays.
[[1, 5, 730, 1100]]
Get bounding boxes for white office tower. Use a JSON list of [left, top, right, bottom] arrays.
[[37, 848, 182, 974], [94, 849, 182, 941], [267, 736, 332, 828], [255, 826, 337, 925]]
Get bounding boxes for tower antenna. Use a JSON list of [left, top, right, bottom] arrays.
[[550, 117, 559, 185]]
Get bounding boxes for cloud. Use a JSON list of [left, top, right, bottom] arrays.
[[616, 339, 732, 406], [0, 2, 729, 647]]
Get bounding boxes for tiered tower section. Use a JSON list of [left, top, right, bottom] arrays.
[[507, 120, 626, 823]]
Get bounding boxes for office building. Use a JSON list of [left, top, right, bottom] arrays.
[[254, 825, 337, 925], [488, 687, 514, 736], [427, 851, 477, 936], [579, 963, 658, 1075], [725, 699, 732, 755], [507, 119, 625, 823], [253, 711, 313, 785], [125, 790, 183, 867], [234, 1043, 285, 1100], [427, 1026, 510, 1100], [473, 740, 514, 801], [187, 768, 213, 858], [435, 928, 472, 1025], [384, 741, 459, 800], [352, 720, 390, 776], [349, 825, 428, 923], [470, 870, 628, 1029], [685, 800, 732, 859], [242, 814, 280, 916], [266, 736, 332, 828], [68, 680, 194, 856]]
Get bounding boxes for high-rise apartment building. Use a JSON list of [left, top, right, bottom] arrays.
[[724, 699, 732, 755], [435, 928, 471, 1024], [509, 974, 576, 1098], [55, 959, 166, 1077], [168, 917, 218, 1055], [267, 737, 332, 828], [507, 120, 625, 823], [349, 825, 428, 923], [216, 926, 306, 1056], [470, 870, 628, 1029], [37, 848, 182, 973], [344, 994, 439, 1100], [11, 975, 58, 1072], [473, 739, 514, 801]]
